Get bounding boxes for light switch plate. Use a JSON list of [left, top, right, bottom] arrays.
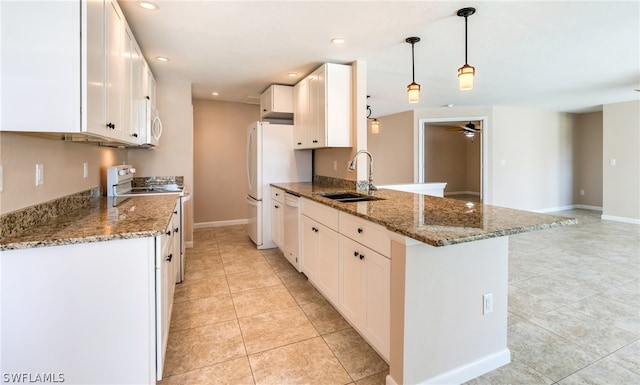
[[0, 165, 3, 192], [35, 164, 44, 186]]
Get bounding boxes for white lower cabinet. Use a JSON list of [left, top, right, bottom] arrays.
[[271, 188, 285, 250], [300, 198, 390, 360], [339, 235, 390, 360], [300, 215, 340, 305], [1, 203, 180, 383]]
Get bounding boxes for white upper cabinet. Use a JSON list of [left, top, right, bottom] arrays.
[[293, 63, 352, 149], [0, 0, 155, 147], [260, 85, 293, 120]]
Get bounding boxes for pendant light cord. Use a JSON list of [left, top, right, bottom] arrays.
[[464, 15, 469, 65], [411, 41, 416, 82]]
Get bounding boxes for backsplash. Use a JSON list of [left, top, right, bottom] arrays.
[[0, 187, 101, 239], [313, 175, 369, 190], [132, 176, 184, 188]]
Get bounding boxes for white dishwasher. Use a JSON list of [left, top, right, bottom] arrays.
[[283, 193, 302, 272]]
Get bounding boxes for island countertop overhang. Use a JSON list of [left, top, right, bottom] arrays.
[[271, 182, 576, 247]]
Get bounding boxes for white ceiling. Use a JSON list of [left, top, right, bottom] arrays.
[[119, 0, 640, 117]]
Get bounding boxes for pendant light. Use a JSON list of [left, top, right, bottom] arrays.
[[457, 7, 476, 91], [406, 37, 421, 103], [366, 100, 381, 134]]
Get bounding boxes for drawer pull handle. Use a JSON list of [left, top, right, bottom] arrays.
[[357, 228, 363, 234]]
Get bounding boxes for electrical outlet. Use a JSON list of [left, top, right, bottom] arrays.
[[35, 164, 44, 186], [0, 165, 3, 192], [483, 293, 494, 315], [83, 162, 89, 178], [580, 189, 585, 196], [333, 160, 338, 171], [610, 158, 617, 166]]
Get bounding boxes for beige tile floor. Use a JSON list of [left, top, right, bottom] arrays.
[[159, 209, 639, 385]]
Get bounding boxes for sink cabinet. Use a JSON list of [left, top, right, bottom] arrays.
[[301, 198, 340, 305], [293, 63, 352, 149], [299, 198, 390, 360]]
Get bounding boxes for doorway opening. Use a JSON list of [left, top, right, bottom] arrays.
[[417, 117, 489, 203]]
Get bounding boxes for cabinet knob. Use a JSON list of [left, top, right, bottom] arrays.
[[275, 205, 280, 209], [132, 133, 138, 137], [353, 251, 359, 257], [166, 253, 173, 262], [166, 230, 171, 236], [106, 122, 115, 129], [174, 211, 178, 214], [297, 142, 302, 145], [360, 253, 365, 260], [174, 227, 179, 233], [263, 109, 267, 112], [357, 228, 363, 234], [312, 140, 318, 143]]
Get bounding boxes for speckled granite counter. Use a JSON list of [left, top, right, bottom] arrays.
[[0, 195, 179, 251], [271, 182, 576, 246]]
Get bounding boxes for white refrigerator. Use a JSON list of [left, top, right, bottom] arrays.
[[246, 121, 311, 249]]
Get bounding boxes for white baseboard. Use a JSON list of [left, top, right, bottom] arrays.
[[534, 205, 575, 213], [194, 219, 249, 229], [601, 215, 640, 224], [575, 204, 603, 211]]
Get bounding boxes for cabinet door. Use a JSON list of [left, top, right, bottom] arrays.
[[339, 236, 365, 327], [260, 86, 273, 118], [316, 223, 340, 306], [301, 215, 319, 283], [106, 0, 123, 139], [121, 27, 133, 143], [130, 43, 144, 144], [271, 200, 284, 250], [364, 247, 390, 360], [293, 80, 308, 148], [307, 67, 325, 148]]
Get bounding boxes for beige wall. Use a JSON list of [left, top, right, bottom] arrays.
[[490, 106, 575, 211], [0, 132, 125, 214], [192, 99, 259, 224], [602, 100, 640, 221], [368, 110, 414, 185], [421, 124, 481, 194], [573, 112, 603, 207]]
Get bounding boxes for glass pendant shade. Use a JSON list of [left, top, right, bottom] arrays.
[[458, 64, 475, 90], [407, 82, 420, 103], [371, 119, 380, 133]]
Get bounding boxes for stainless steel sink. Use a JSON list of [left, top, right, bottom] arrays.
[[319, 192, 385, 203]]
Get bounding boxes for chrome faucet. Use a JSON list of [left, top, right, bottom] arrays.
[[348, 150, 377, 192]]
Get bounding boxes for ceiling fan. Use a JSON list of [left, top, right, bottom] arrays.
[[446, 121, 481, 137]]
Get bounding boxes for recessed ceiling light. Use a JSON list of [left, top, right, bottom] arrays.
[[139, 2, 159, 11], [211, 92, 219, 96], [331, 37, 345, 44], [155, 56, 169, 62], [287, 72, 298, 77]]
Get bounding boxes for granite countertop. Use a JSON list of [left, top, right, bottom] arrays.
[[0, 195, 179, 251], [272, 182, 576, 247]]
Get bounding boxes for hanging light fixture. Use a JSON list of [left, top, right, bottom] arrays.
[[366, 101, 381, 134], [457, 7, 476, 91], [405, 37, 421, 103]]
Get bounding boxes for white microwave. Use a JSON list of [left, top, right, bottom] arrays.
[[139, 98, 162, 147]]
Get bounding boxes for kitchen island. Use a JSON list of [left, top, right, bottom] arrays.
[[272, 182, 575, 385], [1, 195, 182, 384]]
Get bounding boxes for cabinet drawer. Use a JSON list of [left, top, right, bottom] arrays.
[[339, 212, 390, 257], [271, 187, 285, 203], [301, 198, 338, 229]]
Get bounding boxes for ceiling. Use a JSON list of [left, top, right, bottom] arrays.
[[119, 0, 640, 118]]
